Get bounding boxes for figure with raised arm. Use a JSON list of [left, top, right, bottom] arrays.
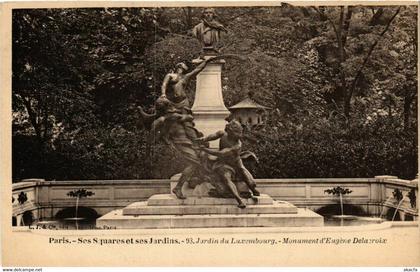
[[140, 57, 220, 200], [196, 120, 261, 208], [160, 56, 217, 111], [158, 56, 218, 143]]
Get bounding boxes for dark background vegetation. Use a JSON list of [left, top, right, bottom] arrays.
[[12, 5, 418, 181]]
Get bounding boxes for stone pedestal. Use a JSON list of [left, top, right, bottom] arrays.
[[169, 174, 250, 198], [123, 194, 298, 215], [96, 194, 324, 229], [192, 59, 230, 148]]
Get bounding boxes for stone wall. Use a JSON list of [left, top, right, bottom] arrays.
[[11, 176, 418, 224]]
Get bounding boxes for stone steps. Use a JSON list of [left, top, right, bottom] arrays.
[[96, 194, 323, 229], [123, 200, 297, 216], [97, 208, 324, 229], [147, 193, 274, 206]]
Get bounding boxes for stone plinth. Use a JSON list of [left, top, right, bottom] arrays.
[[97, 208, 323, 229], [169, 176, 250, 198], [148, 193, 274, 206], [122, 201, 297, 215], [96, 194, 324, 229], [192, 59, 228, 112], [191, 59, 230, 148], [122, 194, 297, 215]]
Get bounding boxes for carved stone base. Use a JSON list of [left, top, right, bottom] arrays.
[[96, 194, 324, 229], [123, 194, 297, 215], [147, 193, 274, 206], [170, 179, 251, 198]]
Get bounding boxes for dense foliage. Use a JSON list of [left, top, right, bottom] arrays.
[[12, 6, 417, 181]]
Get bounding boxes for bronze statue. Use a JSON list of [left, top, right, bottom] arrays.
[[141, 54, 259, 206], [141, 57, 223, 199], [196, 120, 260, 208], [142, 103, 260, 206], [160, 57, 216, 110], [154, 58, 221, 198], [192, 8, 227, 53], [148, 97, 204, 200]]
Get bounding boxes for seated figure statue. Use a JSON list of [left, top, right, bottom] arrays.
[[196, 120, 260, 208]]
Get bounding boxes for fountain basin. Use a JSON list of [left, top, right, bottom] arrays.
[[325, 215, 385, 226]]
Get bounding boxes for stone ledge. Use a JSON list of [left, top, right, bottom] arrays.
[[97, 208, 323, 229], [12, 181, 38, 190], [35, 179, 171, 186], [147, 194, 273, 206], [375, 175, 399, 179], [123, 200, 297, 216]]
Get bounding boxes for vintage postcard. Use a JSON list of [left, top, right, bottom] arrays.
[[1, 0, 419, 267]]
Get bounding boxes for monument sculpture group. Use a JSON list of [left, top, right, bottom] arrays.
[[97, 8, 323, 229], [141, 8, 259, 208]]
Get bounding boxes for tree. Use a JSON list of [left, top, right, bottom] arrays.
[[12, 6, 417, 180], [308, 6, 404, 119]]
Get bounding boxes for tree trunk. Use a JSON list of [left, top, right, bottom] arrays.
[[347, 7, 401, 117], [21, 95, 43, 143], [183, 7, 192, 29], [342, 7, 353, 47], [343, 95, 351, 119], [369, 8, 384, 26], [403, 94, 415, 130], [336, 8, 349, 118], [300, 7, 310, 17]]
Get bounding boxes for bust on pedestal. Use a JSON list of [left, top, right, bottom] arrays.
[[191, 8, 230, 148]]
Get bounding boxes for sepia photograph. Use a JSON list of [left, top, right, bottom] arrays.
[[2, 1, 419, 267]]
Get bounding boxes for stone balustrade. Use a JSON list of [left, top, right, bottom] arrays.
[[11, 176, 418, 225]]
